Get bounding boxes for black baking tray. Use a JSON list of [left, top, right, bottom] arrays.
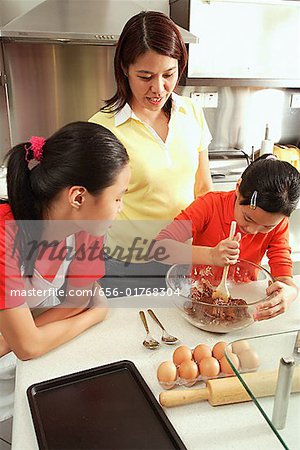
[[27, 360, 186, 450]]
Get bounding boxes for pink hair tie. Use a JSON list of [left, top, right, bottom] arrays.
[[25, 136, 46, 170]]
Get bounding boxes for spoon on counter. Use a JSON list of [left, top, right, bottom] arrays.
[[147, 309, 179, 345], [139, 311, 160, 350], [212, 221, 237, 302]]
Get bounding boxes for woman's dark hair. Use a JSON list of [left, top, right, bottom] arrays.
[[5, 121, 129, 275], [239, 155, 300, 216], [102, 11, 188, 116]]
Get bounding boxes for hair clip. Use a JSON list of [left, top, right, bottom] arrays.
[[250, 190, 258, 209], [25, 136, 45, 170], [265, 154, 277, 160], [259, 153, 277, 161]]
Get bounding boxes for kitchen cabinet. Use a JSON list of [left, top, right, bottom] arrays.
[[171, 0, 300, 87]]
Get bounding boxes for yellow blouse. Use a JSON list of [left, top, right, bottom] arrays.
[[89, 93, 212, 261]]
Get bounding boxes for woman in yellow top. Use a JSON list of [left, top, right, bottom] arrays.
[[89, 11, 213, 297]]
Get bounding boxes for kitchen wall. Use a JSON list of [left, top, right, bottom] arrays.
[[0, 0, 44, 26], [177, 85, 300, 154]]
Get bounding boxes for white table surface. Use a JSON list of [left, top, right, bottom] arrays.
[[12, 277, 300, 450]]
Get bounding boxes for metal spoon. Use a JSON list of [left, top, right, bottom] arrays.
[[139, 311, 160, 350], [147, 309, 179, 345]]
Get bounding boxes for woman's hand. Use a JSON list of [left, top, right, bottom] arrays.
[[253, 278, 298, 321], [210, 233, 241, 266]]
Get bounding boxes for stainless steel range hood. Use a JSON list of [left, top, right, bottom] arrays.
[[0, 0, 198, 44]]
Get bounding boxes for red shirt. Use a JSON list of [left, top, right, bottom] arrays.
[[0, 203, 105, 309], [156, 190, 292, 278]]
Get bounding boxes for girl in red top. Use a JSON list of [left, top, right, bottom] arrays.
[[156, 155, 300, 321], [0, 122, 129, 366]]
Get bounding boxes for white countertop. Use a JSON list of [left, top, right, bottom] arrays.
[[12, 277, 300, 450]]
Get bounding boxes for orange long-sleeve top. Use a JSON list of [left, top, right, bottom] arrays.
[[156, 190, 292, 278]]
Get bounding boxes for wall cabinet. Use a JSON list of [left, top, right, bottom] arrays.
[[171, 0, 300, 86]]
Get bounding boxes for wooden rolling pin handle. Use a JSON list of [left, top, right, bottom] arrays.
[[159, 366, 300, 408], [159, 387, 209, 407]]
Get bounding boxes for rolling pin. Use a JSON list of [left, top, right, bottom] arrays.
[[159, 366, 300, 407]]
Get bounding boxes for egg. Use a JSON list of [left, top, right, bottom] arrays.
[[193, 344, 212, 363], [157, 361, 178, 389], [231, 340, 250, 355], [199, 356, 220, 378], [238, 348, 260, 371], [179, 360, 199, 386], [212, 341, 231, 361], [173, 345, 193, 366], [220, 353, 239, 375]]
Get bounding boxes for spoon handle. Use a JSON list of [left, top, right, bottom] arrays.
[[221, 220, 237, 282], [139, 311, 149, 333], [228, 220, 237, 242], [147, 309, 165, 331]]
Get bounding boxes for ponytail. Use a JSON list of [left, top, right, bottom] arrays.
[[5, 143, 42, 276], [6, 143, 39, 220]]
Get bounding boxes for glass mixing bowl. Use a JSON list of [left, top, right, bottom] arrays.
[[166, 259, 275, 333]]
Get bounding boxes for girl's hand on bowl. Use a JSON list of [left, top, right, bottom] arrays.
[[253, 279, 298, 321], [211, 233, 241, 266]]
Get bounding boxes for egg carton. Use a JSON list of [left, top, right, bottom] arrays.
[[158, 363, 262, 390], [157, 341, 261, 390], [158, 372, 231, 390]]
